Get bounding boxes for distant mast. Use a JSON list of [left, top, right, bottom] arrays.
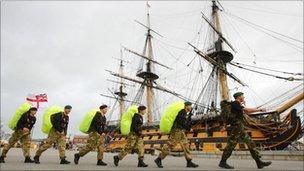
[[114, 48, 127, 120]]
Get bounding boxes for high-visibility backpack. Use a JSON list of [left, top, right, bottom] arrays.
[[159, 101, 184, 134], [8, 102, 32, 130], [79, 109, 99, 134], [41, 106, 63, 134], [120, 105, 138, 136]]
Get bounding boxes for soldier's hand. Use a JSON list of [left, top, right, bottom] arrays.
[[259, 108, 266, 112], [220, 127, 226, 132], [23, 127, 29, 132], [190, 128, 194, 132]]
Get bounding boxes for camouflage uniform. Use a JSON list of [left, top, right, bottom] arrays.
[[1, 112, 36, 159], [221, 121, 261, 161], [1, 130, 31, 158], [35, 128, 66, 159], [159, 128, 192, 160], [221, 101, 261, 162], [118, 132, 144, 160], [78, 132, 105, 160]]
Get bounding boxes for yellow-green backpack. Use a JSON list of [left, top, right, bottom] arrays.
[[160, 101, 184, 134], [120, 105, 138, 136], [8, 102, 32, 130], [41, 106, 63, 134], [79, 109, 99, 134]]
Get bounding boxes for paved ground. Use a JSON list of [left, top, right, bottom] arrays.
[[0, 148, 303, 170]]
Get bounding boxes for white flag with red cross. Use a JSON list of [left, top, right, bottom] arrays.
[[26, 93, 48, 109]]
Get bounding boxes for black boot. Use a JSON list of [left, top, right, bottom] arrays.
[[24, 157, 35, 163], [34, 155, 40, 164], [74, 153, 80, 165], [154, 157, 163, 168], [113, 155, 119, 166], [186, 159, 199, 168], [219, 160, 234, 169], [97, 159, 107, 166], [256, 159, 272, 169], [138, 159, 148, 167], [0, 156, 5, 163], [60, 157, 71, 164], [34, 156, 40, 164]]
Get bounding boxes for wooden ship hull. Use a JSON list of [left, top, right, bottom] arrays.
[[105, 107, 302, 153]]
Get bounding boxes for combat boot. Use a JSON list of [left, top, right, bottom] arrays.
[[60, 157, 71, 164], [0, 156, 5, 163], [97, 159, 107, 166], [138, 158, 148, 167], [219, 160, 234, 169], [33, 155, 40, 164], [186, 159, 199, 168], [113, 155, 119, 166], [74, 153, 80, 165], [256, 159, 272, 169], [154, 157, 163, 168], [24, 157, 35, 163]]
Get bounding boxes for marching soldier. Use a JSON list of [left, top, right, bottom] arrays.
[[0, 107, 38, 163], [154, 102, 199, 168], [74, 105, 108, 166], [34, 105, 72, 164], [219, 92, 272, 169], [113, 105, 148, 167]]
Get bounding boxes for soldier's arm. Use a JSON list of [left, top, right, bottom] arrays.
[[243, 107, 265, 114], [64, 118, 68, 136], [176, 111, 191, 131], [28, 117, 36, 130], [51, 113, 63, 133], [18, 113, 29, 131], [132, 115, 142, 135]]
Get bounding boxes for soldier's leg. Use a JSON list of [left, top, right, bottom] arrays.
[[57, 134, 67, 159], [135, 137, 144, 160], [20, 133, 31, 158], [179, 132, 192, 160], [220, 129, 238, 162], [78, 132, 98, 158], [240, 130, 261, 161], [158, 133, 177, 160], [97, 135, 105, 160], [35, 131, 56, 157], [240, 129, 271, 168], [135, 137, 148, 167], [118, 135, 136, 160], [1, 131, 22, 157]]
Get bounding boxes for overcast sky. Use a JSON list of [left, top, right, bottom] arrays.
[[1, 1, 303, 139]]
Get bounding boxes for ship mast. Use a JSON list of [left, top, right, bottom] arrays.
[[144, 1, 155, 123], [114, 48, 128, 120], [211, 0, 229, 101]]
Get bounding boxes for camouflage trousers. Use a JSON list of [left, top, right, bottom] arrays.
[[1, 130, 31, 158], [35, 128, 66, 159], [159, 129, 192, 160], [118, 132, 144, 160], [78, 132, 104, 160], [221, 123, 261, 161]]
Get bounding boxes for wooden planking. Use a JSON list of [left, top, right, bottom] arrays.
[[213, 131, 227, 137], [197, 132, 207, 138]]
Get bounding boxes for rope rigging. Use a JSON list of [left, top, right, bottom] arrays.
[[230, 62, 304, 81], [223, 11, 303, 52], [232, 62, 303, 76], [257, 83, 303, 108]]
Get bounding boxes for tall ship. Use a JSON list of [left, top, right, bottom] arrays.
[[100, 1, 303, 153]]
